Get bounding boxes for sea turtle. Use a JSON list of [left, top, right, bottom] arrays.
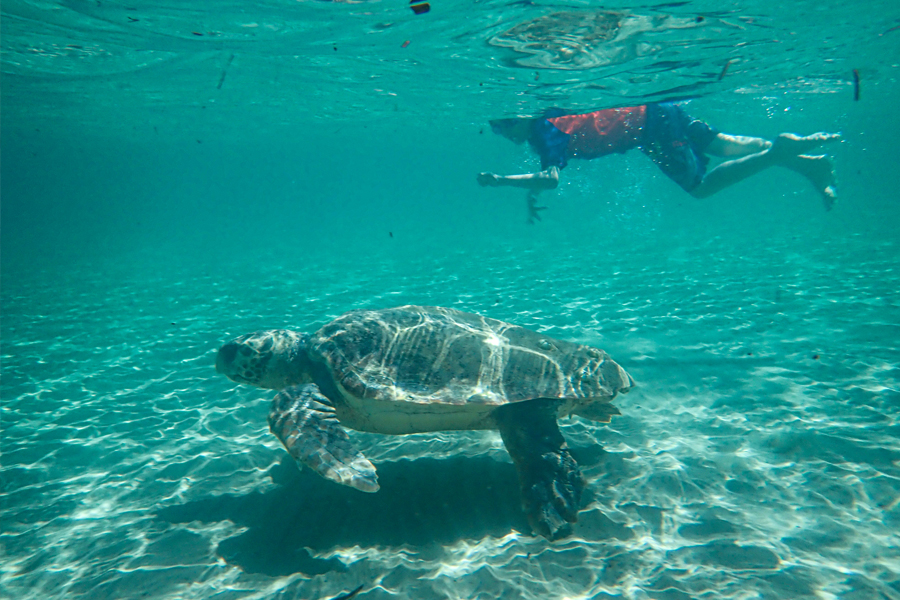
[[215, 305, 633, 540]]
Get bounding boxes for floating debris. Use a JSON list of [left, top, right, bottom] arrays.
[[217, 53, 234, 90], [718, 59, 734, 81], [330, 585, 364, 600], [852, 68, 860, 101], [410, 0, 430, 15]]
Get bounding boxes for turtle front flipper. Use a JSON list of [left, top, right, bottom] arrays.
[[268, 384, 379, 493], [495, 399, 585, 540]]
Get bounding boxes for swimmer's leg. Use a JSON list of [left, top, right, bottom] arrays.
[[692, 133, 839, 210], [706, 132, 841, 159], [768, 132, 842, 158], [781, 154, 838, 211], [690, 150, 779, 199]]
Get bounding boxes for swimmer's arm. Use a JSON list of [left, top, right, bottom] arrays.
[[477, 166, 559, 191]]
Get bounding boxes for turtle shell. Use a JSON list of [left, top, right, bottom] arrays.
[[309, 305, 633, 408]]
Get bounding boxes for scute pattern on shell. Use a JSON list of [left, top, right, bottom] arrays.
[[309, 306, 632, 406]]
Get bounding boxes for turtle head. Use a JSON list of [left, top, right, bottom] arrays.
[[215, 329, 314, 390]]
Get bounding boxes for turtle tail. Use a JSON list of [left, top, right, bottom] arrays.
[[494, 399, 584, 540]]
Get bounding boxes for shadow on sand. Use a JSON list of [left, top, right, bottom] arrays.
[[156, 455, 534, 576]]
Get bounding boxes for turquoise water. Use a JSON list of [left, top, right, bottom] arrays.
[[2, 1, 900, 599]]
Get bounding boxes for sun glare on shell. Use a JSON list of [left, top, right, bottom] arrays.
[[484, 334, 502, 347]]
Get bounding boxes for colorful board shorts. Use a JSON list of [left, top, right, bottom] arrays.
[[640, 102, 719, 192]]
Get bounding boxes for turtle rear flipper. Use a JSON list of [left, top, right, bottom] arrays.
[[269, 384, 379, 493], [495, 399, 585, 540]]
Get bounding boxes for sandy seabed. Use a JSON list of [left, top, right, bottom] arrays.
[[2, 233, 898, 600]]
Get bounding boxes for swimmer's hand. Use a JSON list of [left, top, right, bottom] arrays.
[[527, 192, 547, 224], [477, 172, 501, 187]]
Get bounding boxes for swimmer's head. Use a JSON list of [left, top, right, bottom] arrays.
[[489, 117, 536, 145]]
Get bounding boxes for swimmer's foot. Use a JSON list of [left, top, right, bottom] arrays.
[[783, 154, 837, 211], [770, 132, 841, 158]]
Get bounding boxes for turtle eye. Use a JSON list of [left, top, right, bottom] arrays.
[[219, 343, 238, 365]]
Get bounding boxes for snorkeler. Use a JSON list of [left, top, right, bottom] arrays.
[[477, 103, 841, 222]]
